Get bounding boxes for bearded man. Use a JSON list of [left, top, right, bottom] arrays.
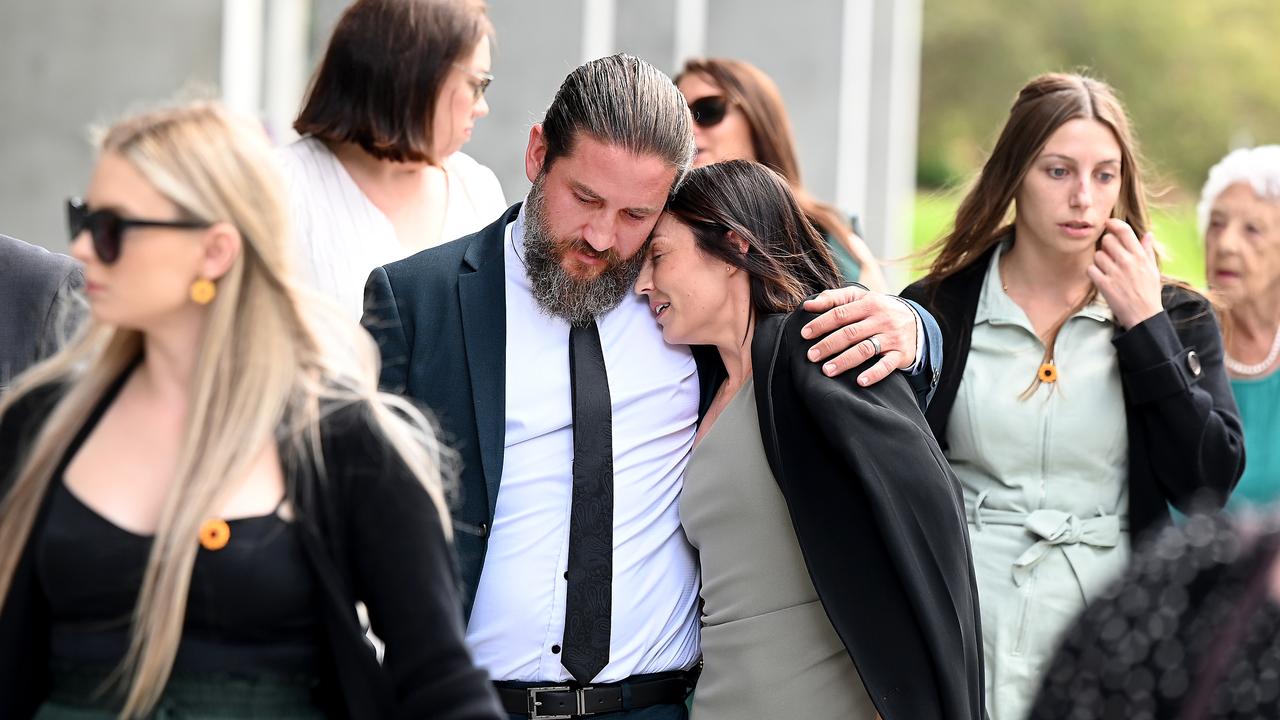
[[362, 54, 941, 720]]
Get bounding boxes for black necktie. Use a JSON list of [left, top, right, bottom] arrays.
[[562, 320, 613, 684]]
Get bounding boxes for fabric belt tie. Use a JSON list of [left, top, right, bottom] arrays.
[[968, 490, 1126, 599]]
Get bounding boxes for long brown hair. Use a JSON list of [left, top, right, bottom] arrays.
[[676, 58, 852, 243], [664, 160, 842, 315], [924, 73, 1150, 281], [922, 73, 1152, 396], [294, 0, 492, 164]]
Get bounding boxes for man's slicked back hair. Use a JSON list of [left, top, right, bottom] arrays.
[[541, 53, 695, 191]]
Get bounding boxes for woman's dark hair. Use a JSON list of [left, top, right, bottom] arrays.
[[293, 0, 492, 164], [665, 160, 841, 314], [676, 58, 853, 243]]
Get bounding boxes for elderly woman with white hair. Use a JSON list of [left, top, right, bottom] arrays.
[[1200, 145, 1280, 508]]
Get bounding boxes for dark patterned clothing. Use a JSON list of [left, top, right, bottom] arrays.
[[1031, 513, 1280, 720]]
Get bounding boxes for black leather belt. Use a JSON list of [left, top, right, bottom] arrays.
[[495, 669, 697, 719]]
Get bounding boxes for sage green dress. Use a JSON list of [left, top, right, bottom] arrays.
[[947, 240, 1131, 720], [681, 382, 877, 720]]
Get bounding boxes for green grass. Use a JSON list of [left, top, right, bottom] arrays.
[[907, 191, 1206, 288]]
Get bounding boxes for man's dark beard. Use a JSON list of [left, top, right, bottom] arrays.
[[521, 177, 646, 327]]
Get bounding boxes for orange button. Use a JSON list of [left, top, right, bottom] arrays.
[[1038, 362, 1058, 383], [199, 519, 231, 551]]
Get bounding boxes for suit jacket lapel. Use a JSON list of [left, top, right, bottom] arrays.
[[459, 203, 520, 522]]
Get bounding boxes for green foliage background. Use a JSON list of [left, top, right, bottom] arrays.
[[909, 0, 1280, 285]]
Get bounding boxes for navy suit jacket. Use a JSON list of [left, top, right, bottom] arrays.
[[362, 203, 944, 617]]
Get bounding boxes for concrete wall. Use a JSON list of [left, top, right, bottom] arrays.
[[2, 0, 918, 275], [0, 0, 222, 251]]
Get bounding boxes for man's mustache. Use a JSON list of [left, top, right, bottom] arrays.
[[559, 237, 624, 267]]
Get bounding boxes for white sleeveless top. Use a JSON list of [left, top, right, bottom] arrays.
[[276, 137, 506, 319]]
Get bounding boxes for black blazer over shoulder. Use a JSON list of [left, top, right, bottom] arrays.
[[901, 244, 1246, 540], [0, 384, 502, 720], [744, 310, 985, 720]]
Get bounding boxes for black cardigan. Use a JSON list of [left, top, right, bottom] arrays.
[[709, 311, 986, 720], [901, 244, 1246, 540], [0, 382, 503, 720]]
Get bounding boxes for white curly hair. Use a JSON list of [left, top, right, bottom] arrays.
[[1197, 145, 1280, 237]]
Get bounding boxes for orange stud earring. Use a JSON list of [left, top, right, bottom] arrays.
[[190, 278, 217, 305]]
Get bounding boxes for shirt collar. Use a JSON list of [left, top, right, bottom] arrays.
[[975, 235, 1114, 328]]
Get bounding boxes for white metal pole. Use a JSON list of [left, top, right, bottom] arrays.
[[581, 0, 617, 63], [835, 0, 875, 250], [220, 0, 265, 116], [673, 0, 707, 69], [264, 0, 311, 144]]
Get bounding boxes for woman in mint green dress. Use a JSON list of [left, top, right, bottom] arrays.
[[903, 73, 1245, 720], [1199, 146, 1280, 509]]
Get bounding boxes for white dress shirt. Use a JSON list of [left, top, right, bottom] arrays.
[[276, 136, 506, 319], [464, 206, 702, 683]]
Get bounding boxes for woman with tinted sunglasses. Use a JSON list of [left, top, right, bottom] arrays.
[[0, 102, 502, 719], [676, 58, 888, 291], [281, 0, 506, 319]]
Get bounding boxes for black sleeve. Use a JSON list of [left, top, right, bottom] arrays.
[[338, 411, 503, 720], [362, 266, 412, 396], [1113, 288, 1245, 511], [0, 386, 63, 718]]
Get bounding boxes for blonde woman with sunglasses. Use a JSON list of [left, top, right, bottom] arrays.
[[0, 102, 502, 720]]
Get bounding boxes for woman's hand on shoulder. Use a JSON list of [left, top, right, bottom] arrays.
[[1088, 218, 1164, 330]]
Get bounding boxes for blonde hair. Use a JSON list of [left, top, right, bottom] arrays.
[[0, 101, 450, 717]]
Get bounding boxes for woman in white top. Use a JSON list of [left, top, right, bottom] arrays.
[[280, 0, 506, 317]]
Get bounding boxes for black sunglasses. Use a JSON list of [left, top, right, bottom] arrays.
[[66, 198, 210, 264], [688, 96, 729, 128]]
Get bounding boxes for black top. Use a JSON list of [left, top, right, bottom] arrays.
[[730, 310, 985, 720], [42, 482, 322, 675], [1031, 514, 1280, 719], [36, 370, 322, 676], [0, 375, 504, 720], [901, 240, 1246, 540]]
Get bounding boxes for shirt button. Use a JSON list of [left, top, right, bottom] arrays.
[[563, 571, 569, 580], [478, 523, 489, 538], [1186, 350, 1202, 377], [551, 644, 561, 654]]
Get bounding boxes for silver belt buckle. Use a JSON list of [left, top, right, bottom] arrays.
[[526, 685, 587, 719]]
